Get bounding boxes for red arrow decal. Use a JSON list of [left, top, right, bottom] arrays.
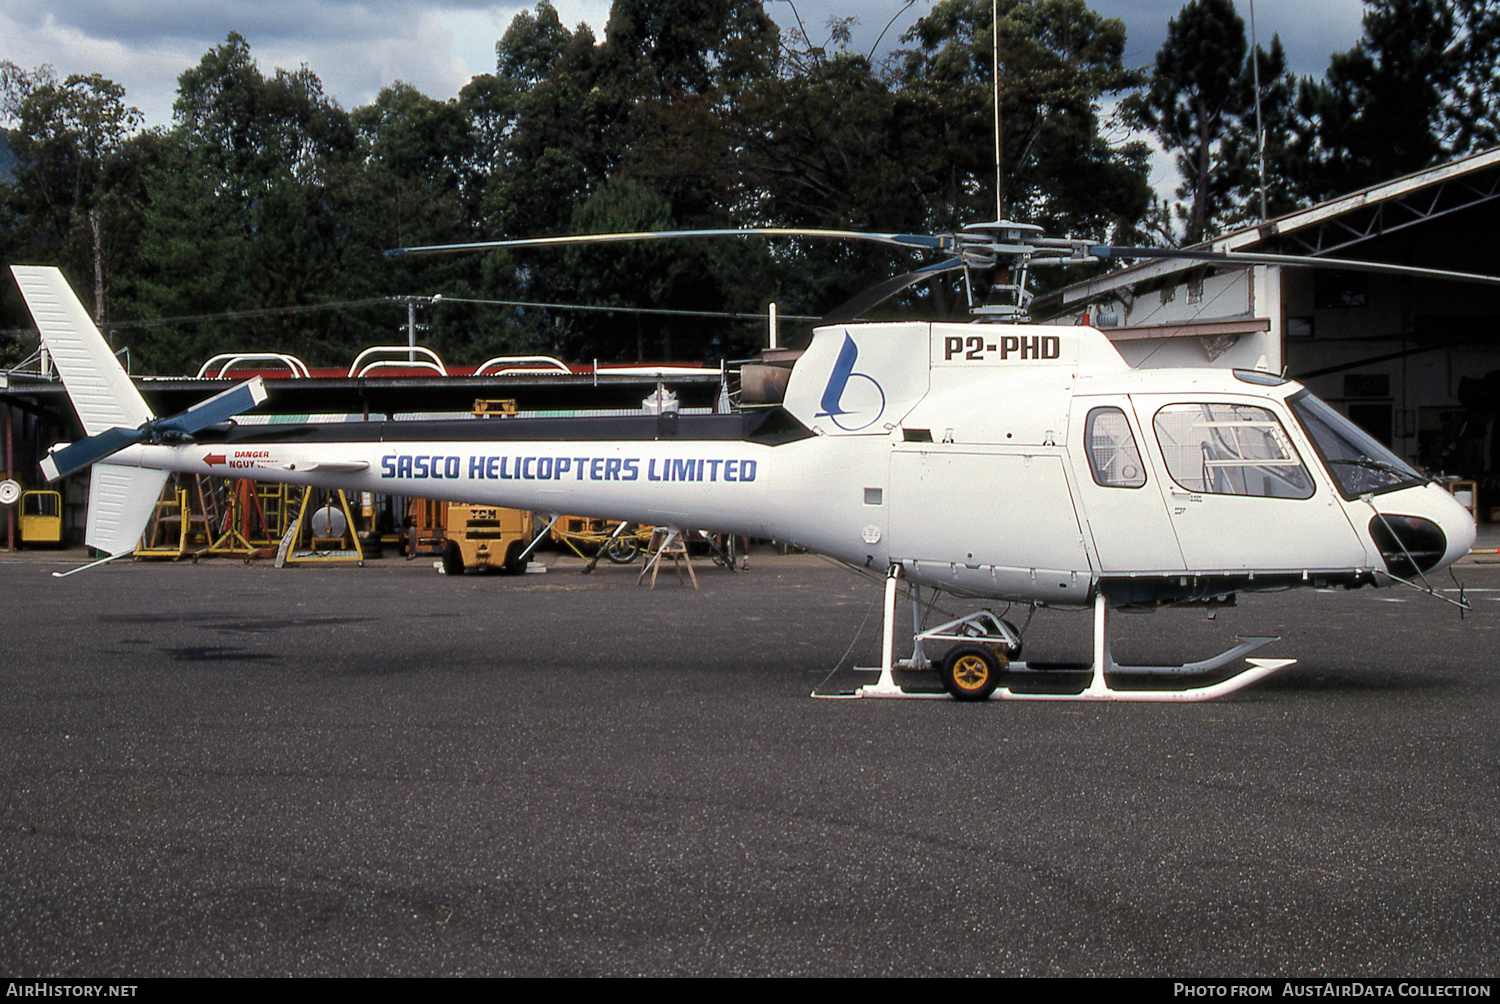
[[204, 453, 226, 466]]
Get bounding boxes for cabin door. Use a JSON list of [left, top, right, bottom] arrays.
[[1131, 395, 1366, 573], [887, 445, 1093, 604], [1069, 398, 1186, 574]]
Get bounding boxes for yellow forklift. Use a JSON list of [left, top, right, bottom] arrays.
[[412, 400, 537, 575], [411, 499, 535, 575]]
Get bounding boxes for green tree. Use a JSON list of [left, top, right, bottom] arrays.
[[351, 82, 470, 247], [1296, 0, 1458, 199], [117, 35, 365, 371], [173, 33, 354, 193], [341, 82, 500, 366], [595, 0, 779, 101], [561, 176, 678, 361], [1126, 0, 1248, 243], [114, 132, 252, 371], [482, 17, 601, 239], [727, 47, 930, 320], [479, 1, 785, 360], [901, 0, 1151, 240], [1220, 34, 1306, 225], [1446, 0, 1499, 154], [460, 1, 575, 217], [602, 0, 778, 223], [499, 0, 575, 85], [0, 62, 142, 320], [730, 0, 1154, 321]]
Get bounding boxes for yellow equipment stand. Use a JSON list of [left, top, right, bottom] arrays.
[[276, 487, 364, 566], [135, 484, 208, 559]]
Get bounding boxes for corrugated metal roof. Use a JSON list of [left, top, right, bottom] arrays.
[[1049, 145, 1500, 306], [1213, 146, 1500, 253]]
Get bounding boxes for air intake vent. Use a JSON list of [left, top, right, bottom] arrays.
[[1368, 515, 1447, 577]]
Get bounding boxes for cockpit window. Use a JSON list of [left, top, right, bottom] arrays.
[[1153, 403, 1315, 499], [1085, 407, 1147, 488], [1288, 390, 1426, 499]]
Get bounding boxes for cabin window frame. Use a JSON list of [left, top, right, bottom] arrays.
[[1152, 402, 1316, 500], [1084, 406, 1148, 489]]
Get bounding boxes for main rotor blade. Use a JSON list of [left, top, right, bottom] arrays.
[[386, 228, 948, 257], [820, 258, 966, 324], [1091, 246, 1500, 288]]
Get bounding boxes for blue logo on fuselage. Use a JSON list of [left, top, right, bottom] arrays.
[[815, 333, 886, 431]]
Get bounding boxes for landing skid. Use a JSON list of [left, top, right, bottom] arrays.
[[821, 566, 1294, 703]]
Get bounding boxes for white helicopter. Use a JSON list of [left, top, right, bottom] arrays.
[[9, 219, 1487, 703]]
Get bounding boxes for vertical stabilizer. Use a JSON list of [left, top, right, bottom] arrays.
[[86, 463, 169, 556], [9, 265, 153, 435], [783, 322, 932, 436], [10, 265, 166, 559]]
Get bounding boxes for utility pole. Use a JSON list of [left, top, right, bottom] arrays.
[[407, 300, 417, 363]]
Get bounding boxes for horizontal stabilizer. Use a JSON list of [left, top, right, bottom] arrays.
[[294, 460, 370, 473]]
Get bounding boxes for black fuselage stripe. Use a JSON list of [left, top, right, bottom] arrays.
[[206, 410, 813, 447]]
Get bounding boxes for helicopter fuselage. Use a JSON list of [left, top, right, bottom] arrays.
[[105, 320, 1476, 607]]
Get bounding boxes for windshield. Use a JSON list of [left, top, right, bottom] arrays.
[[1288, 390, 1426, 499]]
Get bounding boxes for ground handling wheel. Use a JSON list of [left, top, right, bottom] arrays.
[[441, 541, 466, 576], [603, 536, 640, 564], [939, 644, 1004, 701]]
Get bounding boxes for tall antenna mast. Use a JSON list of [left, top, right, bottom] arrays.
[[1250, 0, 1267, 220], [993, 0, 1003, 221]]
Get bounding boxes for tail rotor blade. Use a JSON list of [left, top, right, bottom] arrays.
[[154, 377, 268, 436], [39, 378, 267, 481], [40, 427, 146, 482]]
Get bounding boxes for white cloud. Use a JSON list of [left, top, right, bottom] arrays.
[[0, 1, 614, 126]]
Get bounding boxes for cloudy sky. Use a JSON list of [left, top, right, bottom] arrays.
[[1, 1, 1369, 197], [2, 1, 1370, 124]]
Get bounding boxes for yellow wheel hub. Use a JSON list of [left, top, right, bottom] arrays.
[[951, 654, 992, 691]]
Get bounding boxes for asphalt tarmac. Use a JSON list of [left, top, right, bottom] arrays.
[[0, 548, 1496, 977]]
